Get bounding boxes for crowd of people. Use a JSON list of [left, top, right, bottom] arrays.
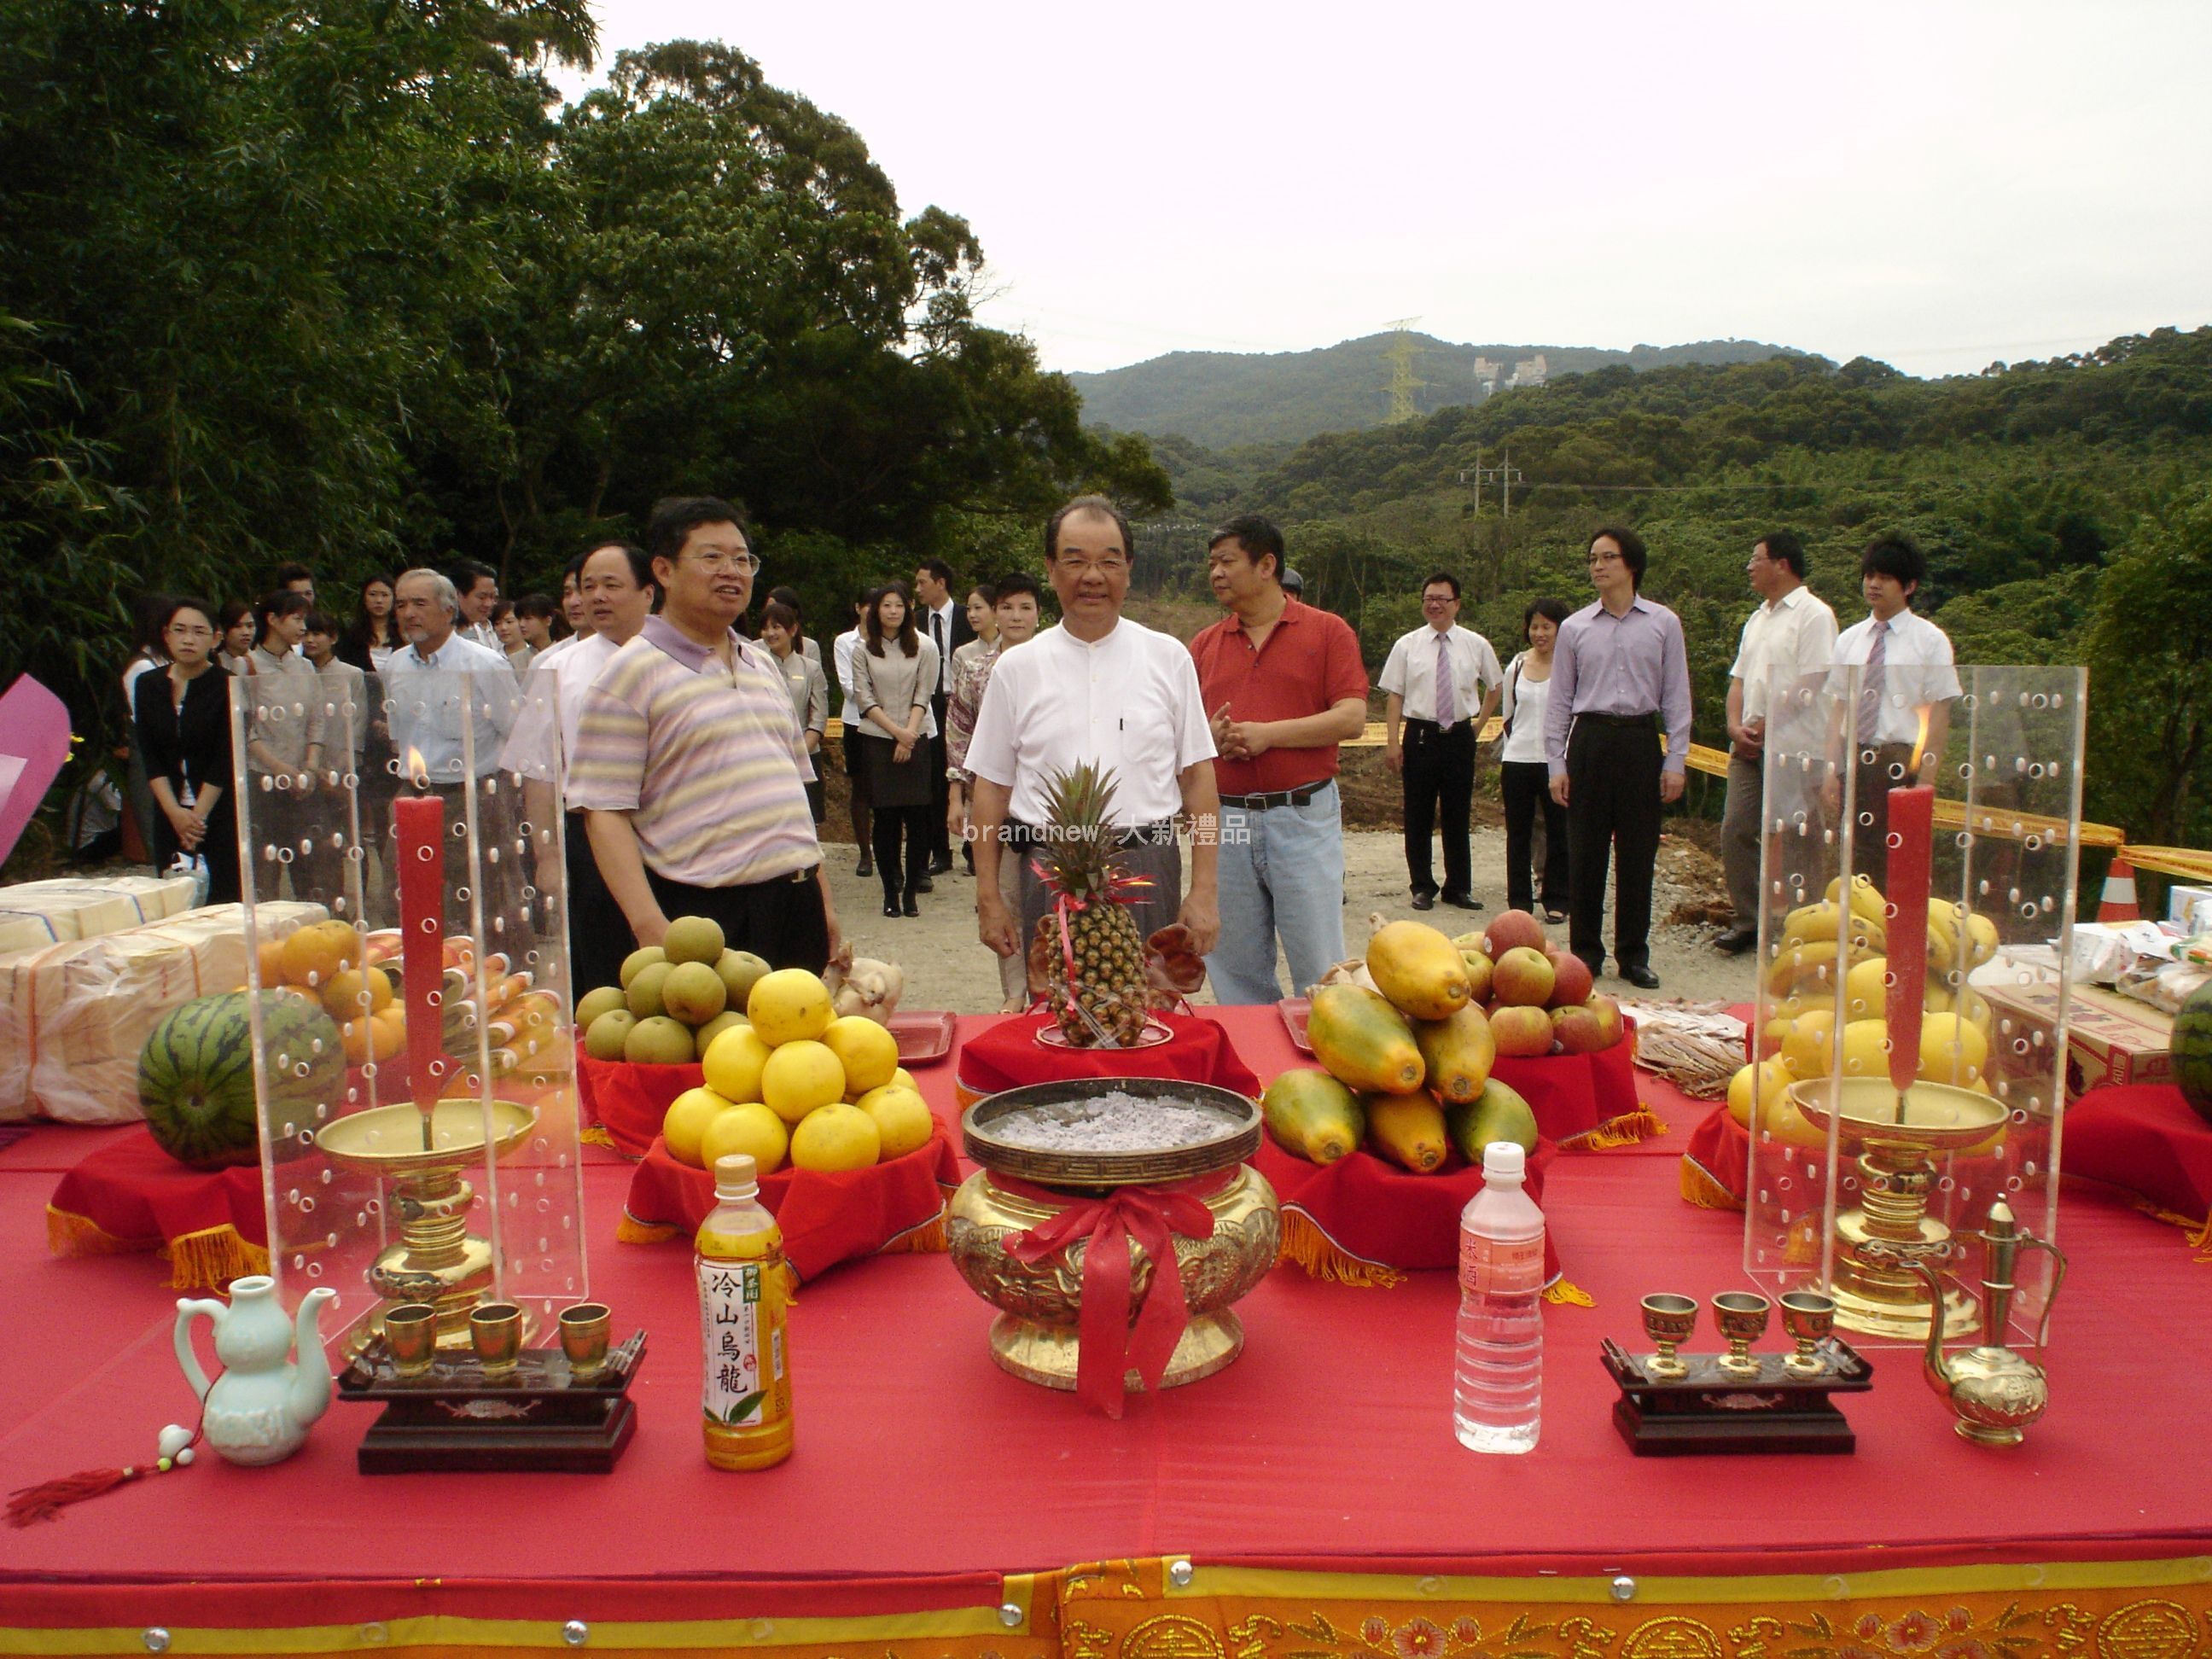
[[111, 493, 1960, 1010]]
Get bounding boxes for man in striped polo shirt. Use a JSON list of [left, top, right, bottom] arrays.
[[568, 497, 842, 973]]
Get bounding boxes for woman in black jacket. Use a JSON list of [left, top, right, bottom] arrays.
[[132, 597, 243, 905]]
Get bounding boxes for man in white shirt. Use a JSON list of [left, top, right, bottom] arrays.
[[450, 560, 502, 652], [1826, 533, 1961, 895], [966, 495, 1221, 971], [1379, 573, 1502, 911], [1715, 532, 1838, 952], [914, 558, 971, 878], [387, 567, 523, 927]]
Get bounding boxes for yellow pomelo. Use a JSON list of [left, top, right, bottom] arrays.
[[281, 919, 362, 990], [1726, 1059, 1794, 1132], [1838, 1019, 1893, 1080], [1842, 956, 1889, 1022], [700, 1101, 789, 1177], [858, 1085, 934, 1161], [1917, 1011, 1991, 1086], [891, 1067, 916, 1093], [663, 1086, 735, 1168], [761, 1039, 846, 1125], [701, 1024, 773, 1103], [789, 1101, 881, 1172], [322, 963, 394, 1021], [821, 1015, 899, 1096], [1758, 1017, 1794, 1059], [693, 1010, 749, 1059], [747, 969, 833, 1045], [1780, 1008, 1838, 1078]]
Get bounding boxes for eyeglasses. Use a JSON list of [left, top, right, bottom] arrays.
[[1055, 556, 1128, 577], [684, 550, 760, 573]]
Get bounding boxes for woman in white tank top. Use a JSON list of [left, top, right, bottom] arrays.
[[1494, 598, 1573, 921]]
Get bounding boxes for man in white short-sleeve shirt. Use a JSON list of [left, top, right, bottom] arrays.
[[965, 495, 1221, 969], [1715, 531, 1838, 952], [1378, 573, 1504, 911]]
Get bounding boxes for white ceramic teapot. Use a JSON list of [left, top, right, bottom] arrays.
[[174, 1274, 338, 1465]]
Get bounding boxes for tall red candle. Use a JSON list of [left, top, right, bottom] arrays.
[[393, 793, 446, 1112], [1884, 784, 1936, 1099]]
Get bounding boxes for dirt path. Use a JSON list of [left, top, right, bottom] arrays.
[[824, 828, 1757, 1016]]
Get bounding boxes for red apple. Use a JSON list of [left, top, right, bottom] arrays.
[[1458, 949, 1494, 1004], [1588, 994, 1626, 1050], [1490, 1004, 1555, 1057], [1545, 952, 1594, 1009], [1482, 909, 1547, 958], [1551, 1003, 1609, 1055], [1491, 946, 1557, 1008]]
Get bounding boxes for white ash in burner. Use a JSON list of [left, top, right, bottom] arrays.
[[990, 1092, 1229, 1152]]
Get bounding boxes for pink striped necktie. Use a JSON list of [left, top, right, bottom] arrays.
[[1856, 620, 1888, 747], [1435, 632, 1457, 731]]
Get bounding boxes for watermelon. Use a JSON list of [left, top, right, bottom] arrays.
[[2177, 977, 2212, 1129], [139, 992, 346, 1169]]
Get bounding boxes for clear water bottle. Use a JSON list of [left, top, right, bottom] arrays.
[[1454, 1141, 1545, 1452]]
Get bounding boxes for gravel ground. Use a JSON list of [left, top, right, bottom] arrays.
[[824, 828, 1758, 1016]]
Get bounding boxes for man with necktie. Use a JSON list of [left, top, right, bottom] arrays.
[[1826, 533, 1959, 894], [1545, 527, 1694, 989], [1381, 573, 1502, 912], [915, 558, 973, 878]]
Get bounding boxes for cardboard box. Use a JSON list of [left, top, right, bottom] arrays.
[[2168, 883, 2212, 934], [1978, 976, 2174, 1100]]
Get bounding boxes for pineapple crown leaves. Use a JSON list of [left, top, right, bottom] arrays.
[[1030, 760, 1146, 905]]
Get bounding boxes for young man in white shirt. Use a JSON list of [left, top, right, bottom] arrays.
[[913, 558, 971, 878], [1379, 573, 1502, 911], [1715, 531, 1838, 952], [965, 495, 1220, 968], [1826, 533, 1960, 895]]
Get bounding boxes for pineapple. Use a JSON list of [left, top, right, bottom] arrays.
[[1027, 763, 1152, 1047]]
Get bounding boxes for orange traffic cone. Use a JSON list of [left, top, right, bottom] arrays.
[[2097, 856, 2139, 923]]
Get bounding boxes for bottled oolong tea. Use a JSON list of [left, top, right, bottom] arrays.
[[696, 1153, 794, 1469]]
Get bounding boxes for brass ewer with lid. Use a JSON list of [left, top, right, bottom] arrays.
[[1905, 1199, 2068, 1446]]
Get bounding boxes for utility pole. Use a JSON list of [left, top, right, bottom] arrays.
[[1455, 450, 1526, 518]]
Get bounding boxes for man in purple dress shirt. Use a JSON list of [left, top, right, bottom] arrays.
[[1544, 527, 1693, 989]]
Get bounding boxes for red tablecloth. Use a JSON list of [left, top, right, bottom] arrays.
[[9, 1007, 2212, 1652], [952, 1008, 1261, 1104]]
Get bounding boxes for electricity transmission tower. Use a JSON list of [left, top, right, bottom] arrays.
[[1382, 317, 1425, 423], [1457, 450, 1526, 517]]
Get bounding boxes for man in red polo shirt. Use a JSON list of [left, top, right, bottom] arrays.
[[1190, 515, 1369, 1003]]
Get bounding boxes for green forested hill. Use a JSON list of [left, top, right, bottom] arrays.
[[1068, 333, 1802, 450], [1131, 331, 2212, 850]]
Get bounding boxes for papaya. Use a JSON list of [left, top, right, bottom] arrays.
[[1261, 1070, 1365, 1165], [1445, 1077, 1539, 1164], [1364, 1091, 1449, 1173], [1412, 1003, 1496, 1104], [1308, 984, 1425, 1094], [1365, 921, 1471, 1021]]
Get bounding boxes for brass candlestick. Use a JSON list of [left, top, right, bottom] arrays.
[[1639, 1294, 1698, 1379], [1789, 1077, 2008, 1342], [317, 1097, 538, 1348]]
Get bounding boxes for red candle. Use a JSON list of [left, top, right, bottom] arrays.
[[393, 793, 446, 1112], [1884, 784, 1936, 1099]]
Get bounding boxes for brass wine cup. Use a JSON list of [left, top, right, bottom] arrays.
[[1639, 1293, 1699, 1379], [1778, 1290, 1837, 1377], [1712, 1290, 1772, 1377], [469, 1301, 525, 1379], [384, 1302, 439, 1377], [558, 1302, 613, 1382]]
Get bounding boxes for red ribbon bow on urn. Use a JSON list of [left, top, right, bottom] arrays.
[[998, 1171, 1231, 1417]]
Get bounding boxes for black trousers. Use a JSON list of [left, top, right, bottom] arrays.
[[926, 694, 952, 865], [1401, 718, 1476, 899], [565, 811, 630, 997], [1499, 760, 1569, 914], [643, 865, 830, 975], [872, 804, 931, 904], [1566, 717, 1662, 974], [1848, 742, 1917, 898]]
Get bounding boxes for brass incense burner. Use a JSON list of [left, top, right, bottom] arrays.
[[316, 1098, 538, 1348], [1789, 1077, 2008, 1342], [946, 1078, 1279, 1394]]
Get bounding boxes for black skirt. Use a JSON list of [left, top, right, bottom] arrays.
[[855, 728, 931, 809]]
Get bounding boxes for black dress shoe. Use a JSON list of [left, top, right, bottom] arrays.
[[914, 875, 934, 894], [901, 894, 920, 917], [928, 854, 953, 876], [882, 899, 899, 917], [855, 856, 873, 878], [1410, 892, 1435, 911], [1441, 893, 1484, 911], [1713, 927, 1759, 955], [1621, 963, 1662, 990]]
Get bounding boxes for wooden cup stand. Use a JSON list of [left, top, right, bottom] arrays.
[[1600, 1337, 1875, 1455], [339, 1330, 646, 1474]]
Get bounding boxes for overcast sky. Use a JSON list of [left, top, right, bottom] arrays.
[[560, 1, 2210, 380]]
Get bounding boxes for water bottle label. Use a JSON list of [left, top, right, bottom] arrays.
[[1460, 1232, 1544, 1298], [699, 1258, 778, 1427]]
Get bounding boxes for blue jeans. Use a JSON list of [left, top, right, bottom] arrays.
[[1206, 781, 1347, 1004]]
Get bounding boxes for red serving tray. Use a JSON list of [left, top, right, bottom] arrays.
[[1278, 997, 1313, 1055], [888, 1009, 956, 1065]]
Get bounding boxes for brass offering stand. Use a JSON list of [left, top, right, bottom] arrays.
[[1790, 1078, 2010, 1342], [316, 1098, 538, 1350], [1603, 1289, 1873, 1455], [338, 1330, 644, 1474]]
